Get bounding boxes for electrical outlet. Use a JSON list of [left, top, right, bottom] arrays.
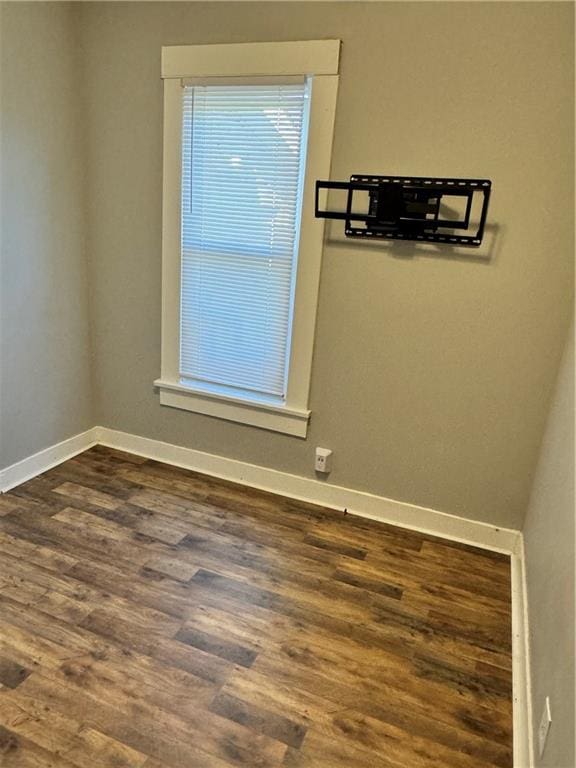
[[538, 697, 552, 757], [315, 447, 332, 473]]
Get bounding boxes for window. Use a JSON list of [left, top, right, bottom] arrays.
[[156, 42, 340, 437], [180, 80, 309, 402]]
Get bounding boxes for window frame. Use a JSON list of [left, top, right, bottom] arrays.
[[155, 41, 340, 437]]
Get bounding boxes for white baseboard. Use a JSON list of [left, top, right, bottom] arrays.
[[0, 427, 99, 493], [96, 426, 520, 554], [511, 537, 534, 768], [1, 424, 531, 765]]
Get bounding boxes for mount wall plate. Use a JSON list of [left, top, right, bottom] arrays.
[[315, 175, 492, 246]]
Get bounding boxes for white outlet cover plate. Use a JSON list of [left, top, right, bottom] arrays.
[[538, 696, 552, 757]]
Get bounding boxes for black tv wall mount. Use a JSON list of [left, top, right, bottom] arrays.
[[315, 175, 492, 246]]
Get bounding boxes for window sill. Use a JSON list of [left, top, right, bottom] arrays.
[[154, 379, 310, 437]]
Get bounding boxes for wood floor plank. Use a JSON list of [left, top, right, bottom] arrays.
[[0, 657, 32, 689], [15, 673, 240, 768], [53, 483, 124, 511], [0, 531, 79, 574], [0, 728, 80, 767], [209, 691, 307, 749], [0, 690, 84, 758], [174, 626, 257, 668], [0, 496, 26, 517], [0, 446, 513, 767]]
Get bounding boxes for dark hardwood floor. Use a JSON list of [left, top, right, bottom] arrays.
[[0, 446, 512, 767]]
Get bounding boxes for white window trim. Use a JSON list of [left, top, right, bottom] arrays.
[[155, 41, 340, 438]]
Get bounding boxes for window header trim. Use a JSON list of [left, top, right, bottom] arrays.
[[181, 75, 306, 88], [161, 40, 341, 80]]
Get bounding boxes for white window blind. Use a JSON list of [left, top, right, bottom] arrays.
[[180, 81, 310, 402]]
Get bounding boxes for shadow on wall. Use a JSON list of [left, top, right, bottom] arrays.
[[326, 221, 502, 265]]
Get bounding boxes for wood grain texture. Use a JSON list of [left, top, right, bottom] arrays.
[[0, 446, 513, 767]]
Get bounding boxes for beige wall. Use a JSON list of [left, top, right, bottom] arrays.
[[0, 2, 93, 469], [524, 320, 576, 768], [524, 320, 575, 768], [79, 1, 574, 529], [0, 0, 568, 528]]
